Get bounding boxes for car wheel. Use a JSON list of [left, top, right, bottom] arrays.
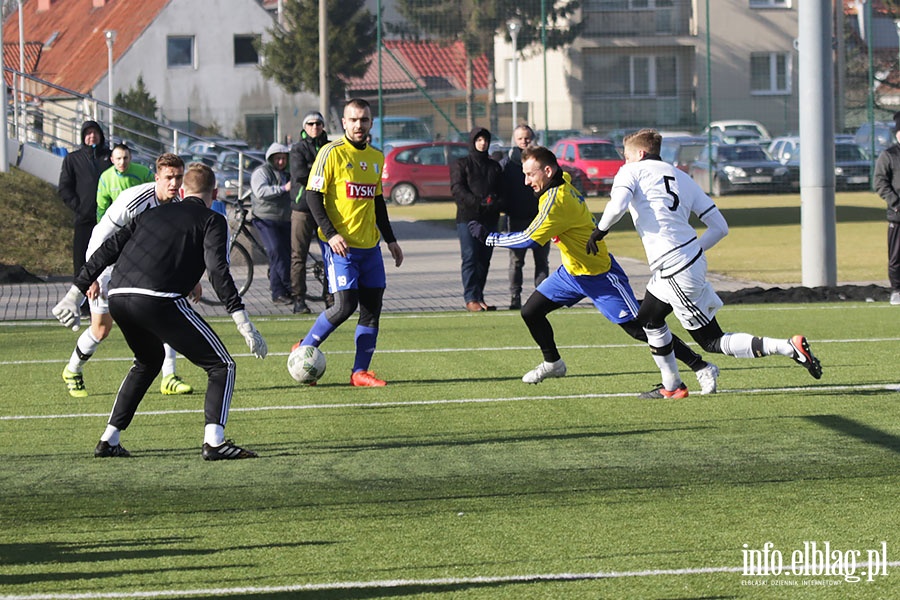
[[391, 183, 418, 206]]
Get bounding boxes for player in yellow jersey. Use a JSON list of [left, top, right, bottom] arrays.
[[292, 98, 404, 387], [468, 145, 719, 391]]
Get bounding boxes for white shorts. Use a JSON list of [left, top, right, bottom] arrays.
[[88, 266, 113, 315], [646, 253, 723, 331]]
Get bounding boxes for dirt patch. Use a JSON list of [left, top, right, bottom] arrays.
[[0, 264, 44, 284], [719, 284, 891, 304]]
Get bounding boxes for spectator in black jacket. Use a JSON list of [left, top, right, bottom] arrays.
[[289, 111, 330, 313], [500, 125, 550, 310], [874, 112, 900, 306], [51, 163, 267, 461], [58, 120, 112, 280], [450, 127, 503, 311]]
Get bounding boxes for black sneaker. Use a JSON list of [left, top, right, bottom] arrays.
[[638, 382, 689, 399], [789, 335, 822, 380], [509, 294, 522, 310], [202, 440, 258, 461], [292, 300, 311, 314], [94, 440, 131, 458]]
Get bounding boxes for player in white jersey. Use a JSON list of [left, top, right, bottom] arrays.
[[61, 154, 195, 398], [586, 129, 822, 398]]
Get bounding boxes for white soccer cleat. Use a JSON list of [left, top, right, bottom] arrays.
[[522, 359, 567, 384], [695, 362, 719, 395]]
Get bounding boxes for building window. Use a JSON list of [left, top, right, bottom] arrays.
[[588, 53, 676, 97], [749, 0, 789, 7], [234, 35, 260, 66], [167, 36, 194, 68], [750, 52, 791, 94]]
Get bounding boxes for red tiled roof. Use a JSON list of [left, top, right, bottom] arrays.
[[347, 40, 489, 93], [1, 0, 171, 97], [2, 41, 42, 87]]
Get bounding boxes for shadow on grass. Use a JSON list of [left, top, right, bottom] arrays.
[[805, 414, 900, 455]]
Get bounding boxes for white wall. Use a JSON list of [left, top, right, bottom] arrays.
[[94, 0, 320, 146]]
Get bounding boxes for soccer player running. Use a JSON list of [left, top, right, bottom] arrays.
[[52, 163, 267, 460], [291, 98, 403, 387], [61, 154, 195, 398], [586, 129, 821, 398], [468, 145, 719, 391]]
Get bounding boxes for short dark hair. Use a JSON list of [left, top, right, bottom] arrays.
[[156, 152, 185, 172], [521, 145, 559, 170], [623, 129, 662, 154], [183, 162, 216, 195], [344, 98, 370, 113], [112, 143, 131, 155]]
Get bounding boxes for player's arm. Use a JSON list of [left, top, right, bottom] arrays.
[[586, 185, 630, 254], [203, 213, 245, 313], [96, 177, 113, 222], [695, 204, 729, 252], [76, 220, 135, 292]]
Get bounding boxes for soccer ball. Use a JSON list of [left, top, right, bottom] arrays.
[[287, 345, 326, 384]]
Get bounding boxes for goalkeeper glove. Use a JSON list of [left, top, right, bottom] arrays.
[[467, 220, 488, 245], [52, 285, 84, 330], [231, 309, 268, 359], [585, 227, 609, 256]]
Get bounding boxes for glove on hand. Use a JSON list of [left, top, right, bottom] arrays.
[[232, 309, 268, 359], [467, 220, 488, 245], [52, 285, 84, 331], [585, 227, 609, 256]]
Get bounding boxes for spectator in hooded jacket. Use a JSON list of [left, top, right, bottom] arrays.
[[450, 127, 503, 311], [58, 121, 112, 280], [250, 143, 293, 305], [873, 111, 900, 306], [289, 111, 330, 314]]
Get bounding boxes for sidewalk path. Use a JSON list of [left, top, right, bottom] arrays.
[[0, 218, 770, 322]]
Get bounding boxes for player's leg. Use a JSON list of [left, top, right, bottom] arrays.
[[96, 295, 167, 457], [635, 291, 685, 398], [160, 344, 193, 396], [159, 297, 256, 460], [519, 267, 573, 383], [63, 270, 115, 398], [508, 247, 525, 309], [349, 247, 388, 387], [298, 241, 359, 347]]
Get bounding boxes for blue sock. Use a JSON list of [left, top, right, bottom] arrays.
[[301, 312, 335, 347], [352, 325, 378, 372]]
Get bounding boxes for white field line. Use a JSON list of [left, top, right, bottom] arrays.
[[0, 337, 894, 366], [1, 383, 897, 422], [3, 561, 900, 600]]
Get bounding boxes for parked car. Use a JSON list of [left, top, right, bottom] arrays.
[[703, 120, 771, 144], [853, 121, 894, 157], [660, 135, 707, 173], [551, 138, 624, 195], [187, 137, 251, 155], [178, 151, 218, 168], [214, 150, 265, 199], [768, 136, 871, 191], [689, 142, 791, 196], [381, 142, 468, 205]]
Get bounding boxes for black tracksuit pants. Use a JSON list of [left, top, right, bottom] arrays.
[[108, 295, 235, 431]]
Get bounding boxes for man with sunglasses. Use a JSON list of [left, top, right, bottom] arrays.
[[289, 111, 330, 314]]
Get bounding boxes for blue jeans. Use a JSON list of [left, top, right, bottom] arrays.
[[253, 218, 292, 300], [457, 222, 494, 304]]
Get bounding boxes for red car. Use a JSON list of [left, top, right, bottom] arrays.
[[381, 142, 469, 205], [552, 138, 624, 195]]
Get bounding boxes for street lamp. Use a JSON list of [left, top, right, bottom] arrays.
[[105, 30, 116, 139], [506, 17, 522, 138]]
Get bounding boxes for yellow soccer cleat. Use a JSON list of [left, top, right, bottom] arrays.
[[161, 374, 193, 395], [62, 368, 88, 398]]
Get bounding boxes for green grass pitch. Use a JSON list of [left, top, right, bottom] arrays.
[[0, 302, 898, 599]]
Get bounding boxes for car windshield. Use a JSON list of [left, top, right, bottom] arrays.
[[719, 145, 768, 161], [579, 143, 620, 160], [835, 144, 866, 161]]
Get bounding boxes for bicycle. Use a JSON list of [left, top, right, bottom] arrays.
[[199, 192, 327, 305]]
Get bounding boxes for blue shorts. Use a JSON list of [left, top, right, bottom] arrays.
[[536, 256, 640, 324], [320, 242, 386, 292]]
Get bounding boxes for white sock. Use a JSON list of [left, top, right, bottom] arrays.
[[204, 424, 225, 447], [100, 425, 120, 445], [719, 332, 757, 358], [67, 330, 102, 373], [767, 337, 795, 357], [644, 325, 681, 390], [162, 344, 177, 378]]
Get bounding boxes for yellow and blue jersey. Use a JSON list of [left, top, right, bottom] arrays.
[[308, 137, 384, 249], [486, 172, 612, 276]]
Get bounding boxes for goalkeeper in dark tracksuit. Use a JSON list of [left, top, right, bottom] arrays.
[[52, 163, 268, 461]]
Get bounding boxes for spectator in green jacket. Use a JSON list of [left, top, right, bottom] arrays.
[[96, 143, 155, 221]]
